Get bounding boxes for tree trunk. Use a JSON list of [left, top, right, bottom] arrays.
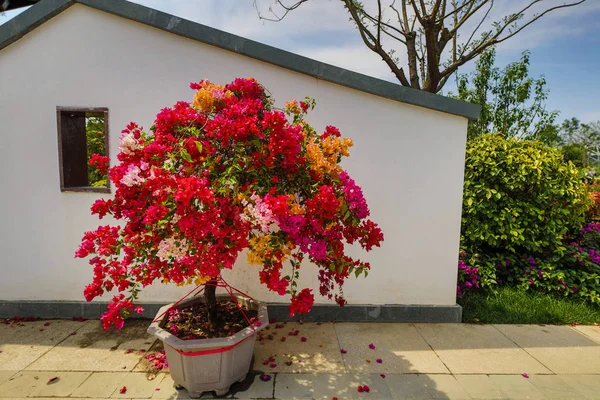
[[205, 279, 218, 328]]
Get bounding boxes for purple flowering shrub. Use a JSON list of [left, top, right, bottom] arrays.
[[459, 224, 600, 305], [457, 258, 480, 297], [457, 249, 501, 297]]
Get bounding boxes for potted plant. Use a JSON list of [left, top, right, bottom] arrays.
[[76, 78, 383, 397]]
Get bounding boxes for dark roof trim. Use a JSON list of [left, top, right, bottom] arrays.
[[0, 0, 481, 120], [1, 0, 40, 12]]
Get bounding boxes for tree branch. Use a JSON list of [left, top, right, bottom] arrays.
[[495, 0, 587, 45], [254, 0, 308, 22], [457, 0, 494, 59], [342, 0, 411, 87], [441, 0, 586, 82]]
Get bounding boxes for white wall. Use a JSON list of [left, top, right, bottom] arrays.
[[0, 4, 468, 306]]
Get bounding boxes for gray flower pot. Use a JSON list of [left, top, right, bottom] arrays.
[[147, 293, 269, 398]]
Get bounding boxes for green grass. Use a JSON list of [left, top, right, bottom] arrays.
[[458, 286, 600, 325]]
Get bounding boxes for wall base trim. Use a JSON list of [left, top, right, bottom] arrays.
[[0, 301, 462, 323]]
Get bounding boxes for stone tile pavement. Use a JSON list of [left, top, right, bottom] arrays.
[[0, 319, 599, 399]]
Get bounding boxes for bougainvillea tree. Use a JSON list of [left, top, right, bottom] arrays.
[[76, 78, 383, 330]]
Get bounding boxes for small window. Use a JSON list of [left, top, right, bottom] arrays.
[[57, 107, 110, 192]]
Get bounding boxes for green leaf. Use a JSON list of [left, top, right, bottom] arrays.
[[195, 141, 203, 154], [180, 149, 192, 162]]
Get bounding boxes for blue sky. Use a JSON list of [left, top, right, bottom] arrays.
[[2, 0, 599, 123]]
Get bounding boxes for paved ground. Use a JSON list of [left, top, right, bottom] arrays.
[[1, 319, 600, 399]]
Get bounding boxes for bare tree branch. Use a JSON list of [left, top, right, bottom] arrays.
[[342, 0, 412, 86], [494, 0, 586, 45], [254, 0, 308, 22], [457, 0, 494, 60], [259, 0, 587, 92]]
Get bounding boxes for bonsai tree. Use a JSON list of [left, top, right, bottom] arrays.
[[76, 78, 384, 330]]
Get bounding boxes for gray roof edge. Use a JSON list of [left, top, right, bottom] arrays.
[[0, 0, 73, 50], [0, 0, 481, 120]]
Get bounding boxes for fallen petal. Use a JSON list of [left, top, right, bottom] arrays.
[[368, 343, 375, 349], [260, 374, 271, 382], [340, 349, 347, 354], [300, 337, 307, 342], [376, 358, 382, 364], [522, 373, 529, 379], [119, 386, 127, 394]]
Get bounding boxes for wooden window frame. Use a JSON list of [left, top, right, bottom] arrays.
[[56, 106, 110, 193]]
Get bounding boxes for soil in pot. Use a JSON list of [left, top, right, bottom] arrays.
[[164, 300, 258, 340]]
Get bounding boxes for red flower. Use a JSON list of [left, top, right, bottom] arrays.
[[289, 289, 314, 317], [89, 154, 110, 175]]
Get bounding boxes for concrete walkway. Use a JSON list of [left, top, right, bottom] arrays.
[[1, 319, 600, 399]]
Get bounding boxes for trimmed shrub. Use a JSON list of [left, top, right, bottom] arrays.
[[561, 143, 588, 168], [462, 134, 590, 256]]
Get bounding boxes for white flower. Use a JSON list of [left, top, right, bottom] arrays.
[[121, 165, 145, 187], [156, 238, 189, 262], [119, 131, 142, 155]]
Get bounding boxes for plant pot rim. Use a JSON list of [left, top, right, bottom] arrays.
[[147, 293, 269, 351]]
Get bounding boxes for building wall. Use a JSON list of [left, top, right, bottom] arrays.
[[0, 4, 468, 306]]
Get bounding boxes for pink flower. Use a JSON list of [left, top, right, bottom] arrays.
[[134, 306, 144, 315]]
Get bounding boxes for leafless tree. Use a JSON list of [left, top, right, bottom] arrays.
[[255, 0, 586, 93]]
